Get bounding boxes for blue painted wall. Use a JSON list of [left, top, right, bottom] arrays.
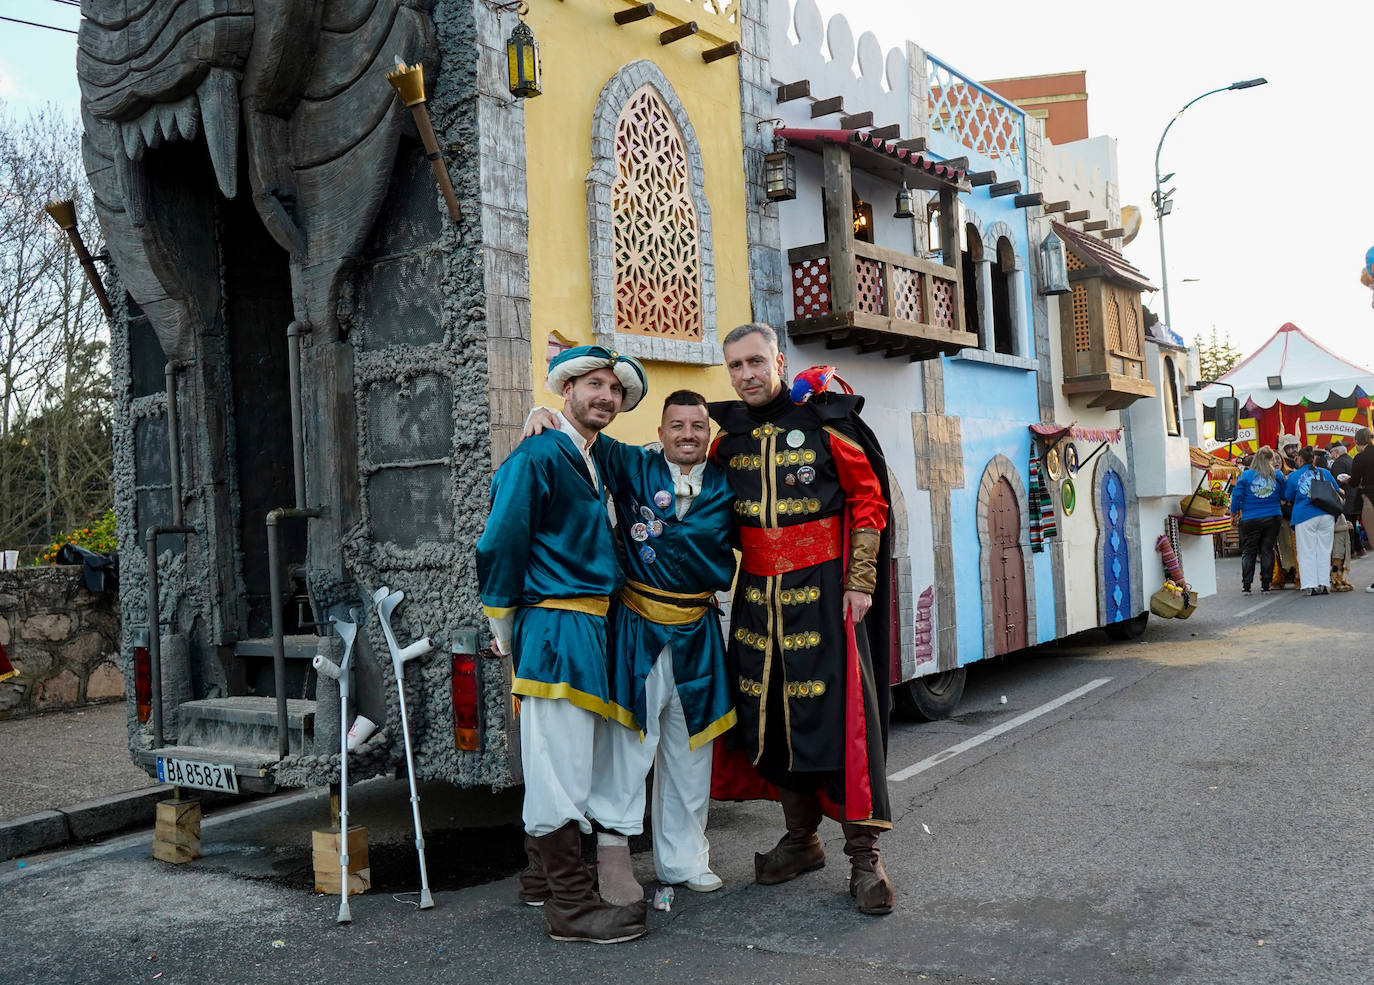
[[938, 193, 1058, 666]]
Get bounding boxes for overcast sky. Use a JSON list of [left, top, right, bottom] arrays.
[[3, 0, 1370, 371]]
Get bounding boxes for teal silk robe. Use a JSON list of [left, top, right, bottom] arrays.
[[476, 429, 632, 725], [594, 438, 738, 748]]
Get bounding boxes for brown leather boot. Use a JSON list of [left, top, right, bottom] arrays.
[[754, 788, 826, 885], [842, 822, 895, 915], [518, 834, 549, 906], [535, 822, 648, 943]]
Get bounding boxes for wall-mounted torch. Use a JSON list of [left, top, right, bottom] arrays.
[[42, 199, 113, 319], [385, 57, 463, 225]]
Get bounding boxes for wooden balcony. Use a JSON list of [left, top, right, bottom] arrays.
[[786, 240, 979, 361]]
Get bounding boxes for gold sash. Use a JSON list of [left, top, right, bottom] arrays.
[[532, 596, 610, 618], [619, 580, 714, 626]]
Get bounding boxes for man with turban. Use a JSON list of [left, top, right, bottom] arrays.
[[477, 345, 649, 944]]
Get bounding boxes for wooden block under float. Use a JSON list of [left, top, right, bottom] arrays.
[[312, 826, 370, 896], [152, 797, 201, 865]]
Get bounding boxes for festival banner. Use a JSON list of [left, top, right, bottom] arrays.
[[1201, 418, 1257, 458], [1303, 408, 1370, 446]]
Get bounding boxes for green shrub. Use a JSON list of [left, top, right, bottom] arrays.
[[36, 508, 117, 564]]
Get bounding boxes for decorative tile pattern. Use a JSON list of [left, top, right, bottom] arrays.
[[892, 265, 923, 322], [791, 258, 832, 317], [931, 276, 955, 331], [855, 256, 884, 315]]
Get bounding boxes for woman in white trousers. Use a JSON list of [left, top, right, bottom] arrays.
[[1283, 446, 1338, 596]]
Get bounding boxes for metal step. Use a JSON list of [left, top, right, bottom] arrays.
[[177, 696, 315, 756], [232, 636, 326, 659], [132, 744, 279, 793]]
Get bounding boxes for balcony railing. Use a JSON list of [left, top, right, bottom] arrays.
[[787, 240, 978, 360], [925, 52, 1026, 172]]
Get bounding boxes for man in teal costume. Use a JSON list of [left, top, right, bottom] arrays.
[[477, 344, 649, 944], [526, 390, 738, 902]]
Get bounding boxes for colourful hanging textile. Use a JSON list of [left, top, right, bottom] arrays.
[[1028, 445, 1058, 552]]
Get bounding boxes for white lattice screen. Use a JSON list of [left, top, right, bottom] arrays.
[[612, 86, 703, 341]]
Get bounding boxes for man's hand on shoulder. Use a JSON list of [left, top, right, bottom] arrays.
[[522, 407, 560, 438]]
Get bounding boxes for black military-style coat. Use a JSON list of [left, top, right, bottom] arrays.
[[709, 388, 894, 824]]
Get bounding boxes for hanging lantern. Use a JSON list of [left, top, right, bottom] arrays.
[[893, 181, 915, 219], [763, 138, 796, 201], [507, 19, 541, 98], [1039, 229, 1070, 295]]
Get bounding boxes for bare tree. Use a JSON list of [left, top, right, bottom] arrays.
[[0, 101, 111, 553]]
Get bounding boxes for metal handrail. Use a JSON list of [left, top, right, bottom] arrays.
[[267, 506, 324, 759]]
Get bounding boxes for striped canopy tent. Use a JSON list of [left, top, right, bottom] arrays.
[[1200, 322, 1374, 456]]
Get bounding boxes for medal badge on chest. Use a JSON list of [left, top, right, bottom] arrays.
[[630, 522, 649, 542], [653, 489, 673, 510], [797, 465, 815, 485], [786, 429, 805, 448], [638, 544, 656, 564]]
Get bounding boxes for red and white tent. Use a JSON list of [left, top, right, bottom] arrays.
[[1202, 322, 1374, 453]]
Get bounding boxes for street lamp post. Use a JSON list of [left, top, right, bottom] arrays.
[[1153, 78, 1267, 331]]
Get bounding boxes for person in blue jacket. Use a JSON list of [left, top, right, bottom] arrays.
[[1283, 445, 1339, 595], [525, 390, 738, 902], [477, 345, 650, 944], [1229, 446, 1285, 593]]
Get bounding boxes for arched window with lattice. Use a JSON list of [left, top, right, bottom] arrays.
[[587, 62, 719, 364], [613, 86, 701, 341]]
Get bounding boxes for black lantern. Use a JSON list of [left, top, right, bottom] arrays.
[[763, 138, 796, 201], [507, 19, 541, 98], [1039, 229, 1070, 295], [893, 181, 915, 219]]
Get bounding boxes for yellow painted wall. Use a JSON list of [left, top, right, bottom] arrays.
[[522, 0, 750, 443]]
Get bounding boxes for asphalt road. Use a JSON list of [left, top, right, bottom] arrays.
[[3, 559, 1372, 985]]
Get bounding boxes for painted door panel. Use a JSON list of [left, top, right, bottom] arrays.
[[989, 477, 1028, 654], [1101, 469, 1132, 623]]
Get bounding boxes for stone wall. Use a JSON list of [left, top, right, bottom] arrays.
[[0, 567, 123, 720]]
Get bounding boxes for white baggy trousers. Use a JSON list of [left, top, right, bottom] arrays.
[[1295, 513, 1334, 589], [519, 695, 642, 838], [586, 644, 715, 885]]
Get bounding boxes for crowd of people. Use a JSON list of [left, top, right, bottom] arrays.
[[1228, 428, 1374, 596], [476, 323, 895, 944]]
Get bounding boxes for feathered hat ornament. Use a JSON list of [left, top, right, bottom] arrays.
[[789, 365, 852, 404]]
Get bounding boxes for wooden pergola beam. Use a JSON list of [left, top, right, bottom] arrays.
[[1064, 209, 1090, 222], [811, 95, 844, 118], [839, 110, 874, 129], [1013, 192, 1043, 209], [967, 170, 997, 187], [990, 180, 1021, 197], [613, 3, 655, 24], [660, 21, 697, 43], [868, 124, 901, 139], [776, 80, 810, 102]]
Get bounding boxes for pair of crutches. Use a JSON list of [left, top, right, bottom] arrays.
[[314, 586, 435, 923]]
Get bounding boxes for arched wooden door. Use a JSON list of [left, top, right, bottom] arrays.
[[989, 477, 1028, 654], [1101, 468, 1132, 624]]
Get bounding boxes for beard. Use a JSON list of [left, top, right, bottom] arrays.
[[566, 391, 618, 432]]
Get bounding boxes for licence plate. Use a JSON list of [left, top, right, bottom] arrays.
[[157, 757, 240, 794]]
